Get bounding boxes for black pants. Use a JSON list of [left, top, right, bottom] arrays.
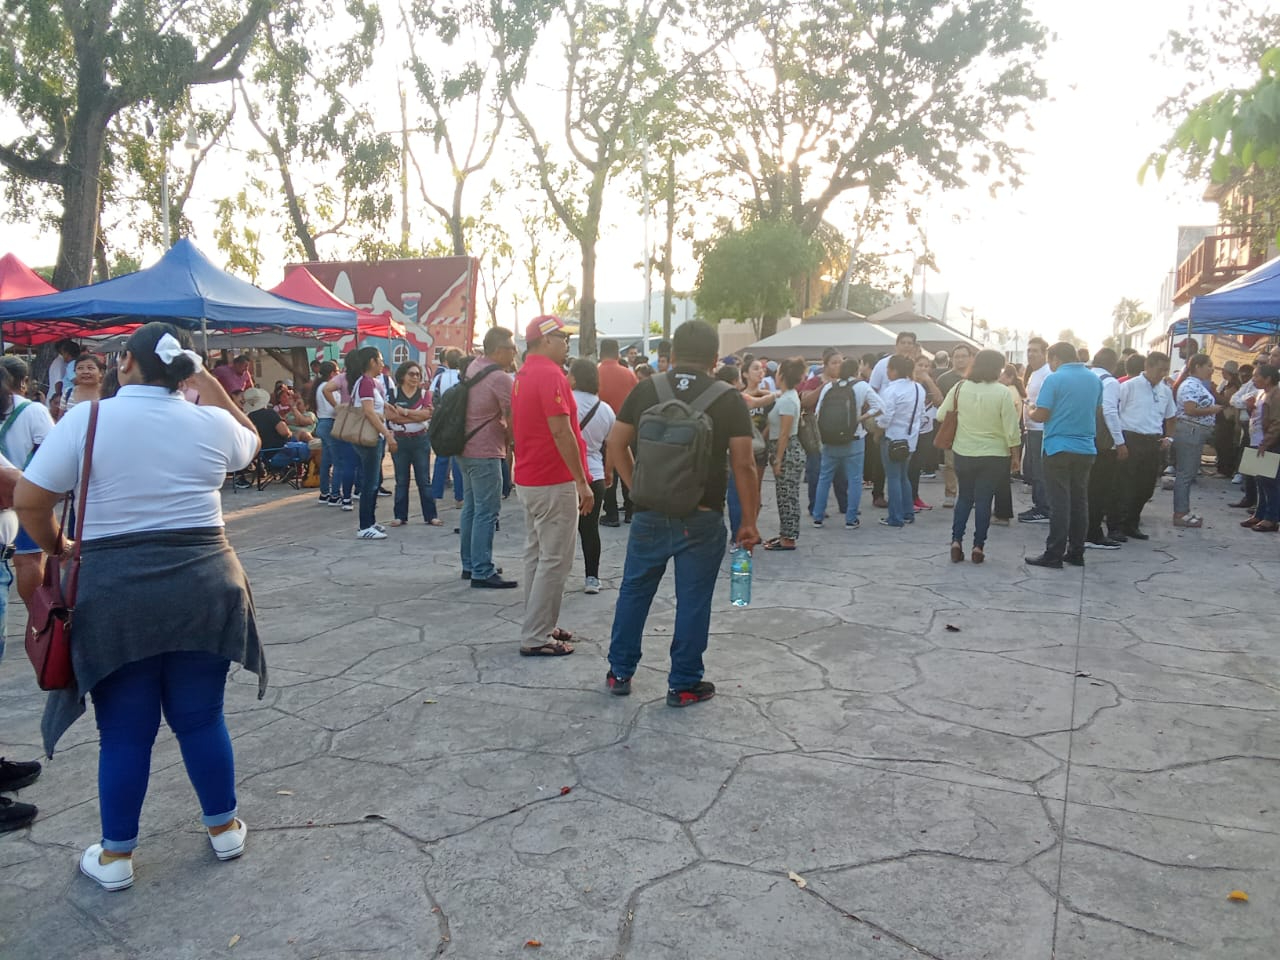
[[1043, 452, 1094, 560], [603, 474, 631, 522], [1117, 432, 1162, 531], [867, 436, 885, 497], [1086, 448, 1122, 538], [577, 478, 607, 578]]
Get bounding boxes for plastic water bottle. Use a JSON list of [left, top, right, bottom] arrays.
[[729, 546, 752, 607]]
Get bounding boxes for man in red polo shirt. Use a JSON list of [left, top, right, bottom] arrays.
[[596, 338, 637, 526], [511, 315, 593, 657]]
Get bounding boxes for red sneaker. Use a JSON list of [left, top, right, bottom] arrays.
[[913, 498, 932, 510]]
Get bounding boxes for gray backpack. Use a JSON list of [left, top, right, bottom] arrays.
[[631, 374, 733, 517]]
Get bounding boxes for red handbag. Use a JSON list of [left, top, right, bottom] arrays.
[[25, 401, 98, 691]]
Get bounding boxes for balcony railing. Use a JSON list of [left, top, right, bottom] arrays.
[[1173, 233, 1267, 305]]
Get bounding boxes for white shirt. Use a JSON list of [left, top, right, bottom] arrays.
[[1091, 367, 1124, 447], [816, 379, 884, 439], [876, 378, 925, 451], [0, 450, 17, 547], [23, 386, 259, 541], [572, 389, 616, 483], [760, 376, 777, 392], [47, 356, 68, 400], [0, 398, 54, 468], [1024, 364, 1050, 432], [869, 355, 892, 393], [315, 374, 338, 418], [1118, 374, 1176, 435], [431, 368, 460, 398], [1176, 377, 1216, 427]]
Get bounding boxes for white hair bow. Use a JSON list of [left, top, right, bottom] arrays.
[[155, 332, 203, 369]]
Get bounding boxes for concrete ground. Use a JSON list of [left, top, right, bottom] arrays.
[[0, 468, 1276, 959]]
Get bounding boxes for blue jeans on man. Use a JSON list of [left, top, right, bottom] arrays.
[[607, 509, 727, 690], [266, 440, 309, 471], [458, 456, 503, 579], [806, 450, 847, 516], [812, 439, 864, 525], [880, 439, 914, 526], [1023, 430, 1049, 514]]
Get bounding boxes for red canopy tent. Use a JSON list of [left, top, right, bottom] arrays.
[[271, 268, 405, 342], [0, 253, 77, 346]]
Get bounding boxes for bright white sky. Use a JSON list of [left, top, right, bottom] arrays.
[[0, 0, 1249, 347]]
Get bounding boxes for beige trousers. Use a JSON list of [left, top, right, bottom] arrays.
[[943, 449, 957, 499], [518, 482, 580, 648]]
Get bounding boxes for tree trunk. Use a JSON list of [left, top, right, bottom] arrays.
[[578, 239, 597, 359], [52, 105, 110, 290], [662, 150, 675, 340], [759, 314, 779, 339]]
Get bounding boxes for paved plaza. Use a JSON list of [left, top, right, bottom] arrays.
[[0, 471, 1276, 959]]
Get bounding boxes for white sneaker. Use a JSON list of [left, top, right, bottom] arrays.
[[209, 818, 247, 861], [373, 523, 387, 533], [584, 576, 601, 594], [356, 526, 387, 540], [1232, 473, 1244, 485], [79, 843, 134, 891]]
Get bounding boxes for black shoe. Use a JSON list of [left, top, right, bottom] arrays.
[[1085, 537, 1122, 550], [1025, 554, 1063, 570], [471, 574, 518, 589], [1018, 510, 1051, 524], [1122, 527, 1150, 541], [624, 511, 633, 524], [1106, 529, 1129, 543], [461, 566, 504, 580], [0, 796, 36, 833], [0, 757, 41, 791], [1064, 552, 1085, 567], [667, 681, 715, 707], [377, 487, 392, 497], [601, 516, 621, 528], [606, 671, 632, 696], [1229, 499, 1256, 509]]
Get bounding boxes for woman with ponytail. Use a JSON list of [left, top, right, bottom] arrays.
[[14, 321, 265, 892]]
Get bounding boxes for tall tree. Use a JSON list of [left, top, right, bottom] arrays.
[[501, 0, 751, 356], [690, 0, 1047, 336], [695, 219, 820, 337], [1111, 297, 1152, 330], [0, 0, 270, 289]]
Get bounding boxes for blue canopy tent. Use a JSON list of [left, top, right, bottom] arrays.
[[0, 239, 357, 344], [1172, 253, 1280, 338]]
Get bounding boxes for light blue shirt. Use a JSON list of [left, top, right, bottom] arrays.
[[1037, 363, 1102, 457]]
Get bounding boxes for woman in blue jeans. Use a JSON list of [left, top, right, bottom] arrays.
[[345, 347, 398, 539], [14, 322, 267, 892], [387, 360, 441, 526], [309, 361, 340, 504], [935, 350, 1022, 563]]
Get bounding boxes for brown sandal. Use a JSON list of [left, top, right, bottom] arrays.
[[971, 546, 985, 564], [519, 640, 575, 657], [950, 542, 965, 563], [550, 627, 574, 643]]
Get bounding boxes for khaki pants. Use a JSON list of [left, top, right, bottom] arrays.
[[943, 449, 957, 500], [519, 482, 580, 648]]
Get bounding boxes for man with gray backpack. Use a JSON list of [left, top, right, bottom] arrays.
[[811, 357, 884, 529], [603, 321, 761, 707]]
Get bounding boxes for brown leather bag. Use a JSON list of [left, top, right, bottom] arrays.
[[933, 382, 961, 451], [25, 401, 98, 691]]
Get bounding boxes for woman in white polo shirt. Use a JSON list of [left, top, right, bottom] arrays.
[[15, 322, 264, 892]]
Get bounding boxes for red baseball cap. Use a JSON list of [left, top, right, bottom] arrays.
[[525, 314, 567, 342]]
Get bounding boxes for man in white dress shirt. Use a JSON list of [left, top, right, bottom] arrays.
[[1086, 348, 1127, 549], [1115, 351, 1176, 539]]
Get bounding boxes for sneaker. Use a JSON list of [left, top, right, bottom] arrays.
[[878, 518, 904, 528], [1232, 473, 1244, 485], [79, 844, 134, 891], [317, 493, 329, 504], [232, 476, 253, 490], [1018, 510, 1050, 524], [913, 498, 932, 511], [920, 472, 936, 480], [0, 757, 41, 791], [606, 671, 631, 696], [812, 518, 824, 527], [990, 516, 1010, 525], [942, 498, 955, 508], [0, 796, 37, 833], [1085, 537, 1121, 550], [356, 526, 388, 540], [601, 516, 621, 528], [377, 487, 392, 497], [340, 499, 353, 511], [373, 523, 387, 533], [584, 576, 601, 594], [845, 518, 860, 529], [1025, 553, 1063, 570], [666, 681, 715, 708], [209, 818, 247, 861], [1064, 552, 1086, 567], [461, 567, 504, 580], [1106, 529, 1129, 543], [471, 574, 518, 589], [1121, 527, 1150, 541]]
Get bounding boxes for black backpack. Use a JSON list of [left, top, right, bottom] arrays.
[[429, 364, 500, 457], [631, 374, 733, 517], [817, 379, 858, 445]]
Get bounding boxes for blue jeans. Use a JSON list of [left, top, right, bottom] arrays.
[[880, 439, 913, 525], [1173, 420, 1212, 514], [91, 652, 236, 852], [391, 433, 437, 522], [1024, 431, 1049, 514], [266, 440, 309, 469], [315, 417, 336, 496], [727, 467, 742, 538], [813, 440, 864, 524], [0, 559, 11, 660], [332, 438, 358, 500], [806, 450, 847, 515], [607, 510, 727, 690], [458, 456, 503, 579], [431, 455, 464, 501], [356, 442, 382, 529], [950, 454, 1008, 548]]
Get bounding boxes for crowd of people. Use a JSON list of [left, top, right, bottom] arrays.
[[0, 316, 1273, 895]]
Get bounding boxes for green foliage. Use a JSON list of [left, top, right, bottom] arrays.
[[695, 220, 821, 327], [1057, 328, 1087, 349], [1111, 297, 1152, 331]]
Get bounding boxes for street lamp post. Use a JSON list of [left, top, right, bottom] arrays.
[[157, 121, 201, 248]]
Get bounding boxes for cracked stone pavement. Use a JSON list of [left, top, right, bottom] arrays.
[[0, 473, 1276, 958]]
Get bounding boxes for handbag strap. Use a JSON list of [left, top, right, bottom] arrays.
[[62, 401, 99, 606]]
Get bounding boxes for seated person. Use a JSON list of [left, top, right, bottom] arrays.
[[244, 388, 309, 471], [271, 380, 316, 442]]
